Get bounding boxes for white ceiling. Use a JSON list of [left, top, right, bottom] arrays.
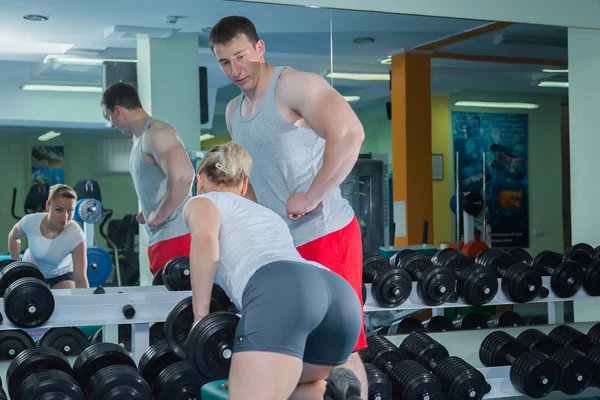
[[0, 0, 569, 130]]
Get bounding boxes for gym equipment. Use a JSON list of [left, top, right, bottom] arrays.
[[517, 328, 593, 394], [89, 325, 132, 352], [475, 249, 548, 303], [74, 198, 104, 224], [431, 248, 497, 306], [87, 247, 113, 287], [479, 331, 559, 398], [12, 369, 84, 400], [364, 363, 392, 400], [163, 256, 191, 291], [392, 249, 457, 306], [6, 346, 74, 399], [588, 322, 600, 346], [154, 361, 209, 400], [153, 268, 164, 286], [532, 250, 583, 298], [100, 211, 140, 287], [487, 311, 524, 328], [361, 335, 443, 400], [87, 364, 152, 399], [150, 322, 165, 345], [526, 316, 548, 326], [548, 325, 594, 355], [138, 340, 181, 385], [0, 261, 54, 327], [378, 317, 424, 335], [507, 248, 532, 264], [424, 316, 454, 332], [11, 183, 48, 219], [362, 254, 411, 308], [400, 332, 490, 400], [186, 311, 240, 380], [562, 248, 600, 296], [36, 327, 89, 357], [74, 179, 102, 202], [0, 330, 35, 361], [452, 313, 487, 330]]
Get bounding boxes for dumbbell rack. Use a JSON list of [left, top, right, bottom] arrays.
[[364, 279, 600, 399], [0, 286, 189, 365]]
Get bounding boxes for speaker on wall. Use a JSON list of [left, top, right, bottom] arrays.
[[386, 102, 391, 120], [102, 62, 137, 90], [199, 66, 209, 124]]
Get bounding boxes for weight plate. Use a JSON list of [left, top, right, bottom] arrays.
[[87, 247, 112, 287], [0, 329, 34, 361], [399, 332, 449, 367], [387, 317, 424, 335], [363, 254, 390, 283], [371, 266, 411, 308], [511, 351, 558, 398], [453, 313, 487, 330], [550, 261, 583, 298], [186, 311, 240, 380], [532, 250, 563, 275], [392, 249, 417, 269], [75, 198, 104, 224], [212, 284, 232, 310], [12, 370, 84, 400], [4, 277, 55, 328], [507, 248, 533, 264], [361, 282, 366, 306], [162, 256, 191, 291], [566, 243, 595, 260], [0, 261, 45, 296], [153, 268, 164, 286], [0, 259, 16, 273], [549, 325, 594, 354], [388, 360, 443, 400], [87, 364, 152, 400], [364, 363, 392, 400], [426, 316, 454, 332], [487, 311, 524, 328], [36, 327, 89, 357], [434, 356, 490, 400], [138, 340, 182, 385], [479, 331, 526, 367], [416, 266, 456, 306], [583, 260, 600, 296], [6, 346, 73, 399], [154, 360, 210, 400], [457, 264, 498, 306], [72, 342, 136, 389], [150, 322, 165, 345], [463, 191, 484, 215], [549, 347, 593, 395], [501, 263, 542, 303]]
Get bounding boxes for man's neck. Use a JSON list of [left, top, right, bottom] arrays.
[[243, 63, 274, 104], [129, 111, 152, 137]]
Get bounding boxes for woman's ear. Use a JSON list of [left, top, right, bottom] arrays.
[[240, 177, 249, 196], [196, 173, 204, 195]]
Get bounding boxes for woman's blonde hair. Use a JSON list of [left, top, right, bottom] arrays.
[[48, 184, 77, 203], [197, 142, 253, 186]]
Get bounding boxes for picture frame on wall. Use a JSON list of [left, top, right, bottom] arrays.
[[432, 154, 443, 180]]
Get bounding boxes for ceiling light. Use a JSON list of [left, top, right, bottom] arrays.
[[307, 5, 321, 8], [200, 134, 215, 141], [43, 55, 137, 65], [0, 41, 72, 54], [327, 72, 389, 81], [542, 68, 568, 73], [38, 131, 61, 141], [454, 101, 540, 109], [344, 96, 361, 103], [201, 27, 212, 33], [537, 81, 569, 88], [23, 14, 49, 22], [380, 57, 392, 64], [22, 84, 103, 93], [353, 37, 375, 44]]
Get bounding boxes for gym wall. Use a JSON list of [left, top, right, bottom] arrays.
[[355, 91, 564, 256]]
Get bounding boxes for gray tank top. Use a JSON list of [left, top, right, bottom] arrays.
[[231, 66, 355, 247], [129, 117, 191, 246]]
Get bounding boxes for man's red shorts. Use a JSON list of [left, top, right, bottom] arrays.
[[296, 216, 366, 352], [148, 233, 192, 276]]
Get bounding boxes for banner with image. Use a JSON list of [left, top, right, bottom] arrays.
[[452, 111, 529, 247], [31, 146, 65, 186]]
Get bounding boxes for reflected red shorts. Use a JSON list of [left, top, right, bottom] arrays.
[[148, 233, 192, 276]]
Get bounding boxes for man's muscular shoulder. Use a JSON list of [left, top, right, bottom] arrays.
[[275, 68, 326, 106], [141, 120, 181, 160]]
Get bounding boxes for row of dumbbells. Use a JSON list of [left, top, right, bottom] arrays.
[[363, 242, 600, 309]]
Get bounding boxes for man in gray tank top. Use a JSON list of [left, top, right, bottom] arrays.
[[210, 16, 368, 400], [100, 83, 195, 276]]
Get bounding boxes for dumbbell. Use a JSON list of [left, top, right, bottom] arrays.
[[37, 327, 89, 357], [532, 250, 584, 298], [0, 329, 35, 361], [487, 310, 524, 328], [360, 335, 443, 400], [154, 361, 209, 399], [432, 248, 498, 305], [7, 346, 82, 399], [479, 331, 559, 398], [548, 325, 600, 387], [424, 316, 454, 332], [362, 254, 412, 308], [526, 316, 548, 326], [516, 328, 593, 394], [476, 249, 548, 303], [378, 317, 424, 335], [72, 342, 152, 399], [507, 248, 533, 264], [400, 332, 490, 400], [452, 313, 487, 330], [162, 256, 191, 291], [393, 249, 457, 305], [0, 261, 55, 327], [562, 247, 600, 296], [364, 363, 392, 400]]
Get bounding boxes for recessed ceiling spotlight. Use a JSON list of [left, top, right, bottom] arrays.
[[202, 26, 212, 33], [23, 14, 49, 22], [353, 37, 375, 44]]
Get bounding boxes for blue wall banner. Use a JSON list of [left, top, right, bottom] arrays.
[[452, 111, 529, 248]]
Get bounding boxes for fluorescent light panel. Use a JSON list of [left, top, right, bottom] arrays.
[[327, 72, 389, 81], [22, 84, 103, 93], [200, 134, 215, 141], [537, 81, 569, 88], [0, 40, 72, 54], [343, 96, 361, 103], [542, 68, 568, 73], [44, 55, 137, 65], [38, 131, 61, 141], [454, 101, 540, 109]]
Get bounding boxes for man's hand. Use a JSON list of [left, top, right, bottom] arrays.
[[147, 210, 166, 230], [136, 212, 146, 225], [286, 192, 319, 220]]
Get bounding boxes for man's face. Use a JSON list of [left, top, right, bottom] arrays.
[[213, 34, 265, 91], [102, 105, 127, 134]]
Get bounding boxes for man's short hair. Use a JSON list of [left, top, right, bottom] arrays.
[[101, 82, 142, 112], [209, 16, 260, 51]]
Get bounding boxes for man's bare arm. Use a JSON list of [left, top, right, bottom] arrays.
[[146, 126, 195, 222], [282, 71, 365, 205]]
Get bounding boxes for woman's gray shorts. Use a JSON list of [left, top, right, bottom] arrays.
[[233, 261, 363, 366]]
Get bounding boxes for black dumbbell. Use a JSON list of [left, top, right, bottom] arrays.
[[479, 331, 559, 398], [517, 328, 593, 395], [400, 332, 490, 400], [153, 361, 210, 400], [393, 249, 457, 306], [364, 363, 392, 400], [360, 335, 443, 400], [507, 248, 533, 264], [362, 254, 412, 308], [526, 316, 548, 326], [72, 342, 151, 398], [36, 327, 89, 357], [432, 249, 498, 306], [150, 322, 165, 345], [7, 346, 80, 399], [588, 322, 600, 347], [562, 248, 600, 296], [548, 325, 600, 388], [532, 250, 584, 298], [162, 256, 191, 291], [452, 313, 487, 330], [487, 310, 524, 328], [424, 316, 454, 332], [378, 317, 424, 335], [0, 329, 35, 361], [153, 268, 165, 286], [476, 249, 548, 303], [0, 261, 55, 327], [138, 340, 183, 386]]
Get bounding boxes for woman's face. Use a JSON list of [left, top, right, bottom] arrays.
[[46, 196, 76, 228]]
